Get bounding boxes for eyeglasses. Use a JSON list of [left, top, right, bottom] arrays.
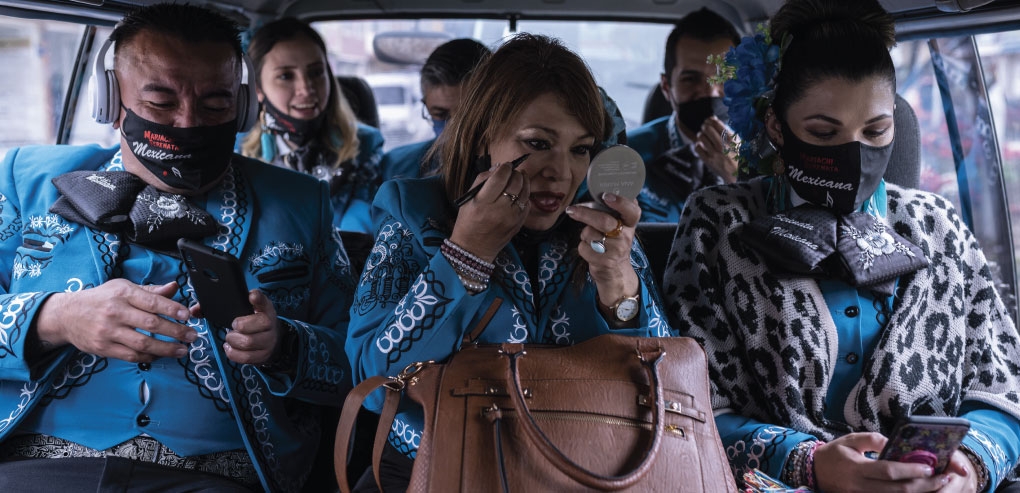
[[420, 99, 450, 123], [420, 100, 431, 122]]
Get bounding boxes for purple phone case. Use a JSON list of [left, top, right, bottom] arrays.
[[879, 416, 970, 473]]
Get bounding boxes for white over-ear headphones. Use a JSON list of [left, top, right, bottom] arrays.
[[88, 35, 259, 132]]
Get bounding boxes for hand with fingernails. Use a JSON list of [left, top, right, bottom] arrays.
[[565, 192, 641, 315], [450, 159, 531, 263], [812, 432, 974, 492], [694, 116, 739, 184]]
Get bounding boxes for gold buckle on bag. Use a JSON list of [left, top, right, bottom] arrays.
[[385, 360, 434, 390]]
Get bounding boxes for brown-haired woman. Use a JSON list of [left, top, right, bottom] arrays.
[[240, 17, 384, 234], [344, 33, 673, 491]]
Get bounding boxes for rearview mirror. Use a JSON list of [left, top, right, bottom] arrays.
[[373, 31, 453, 65]]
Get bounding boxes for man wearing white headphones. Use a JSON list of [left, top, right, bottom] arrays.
[[0, 4, 353, 492]]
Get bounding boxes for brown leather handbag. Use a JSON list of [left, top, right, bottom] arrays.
[[335, 333, 738, 492]]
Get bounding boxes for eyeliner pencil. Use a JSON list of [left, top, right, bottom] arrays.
[[454, 153, 530, 207]]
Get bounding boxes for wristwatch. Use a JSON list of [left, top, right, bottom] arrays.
[[608, 294, 641, 322]]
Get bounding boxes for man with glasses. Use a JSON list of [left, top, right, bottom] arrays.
[[378, 38, 491, 183]]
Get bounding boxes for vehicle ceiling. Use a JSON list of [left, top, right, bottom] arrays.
[[1, 0, 1020, 39]]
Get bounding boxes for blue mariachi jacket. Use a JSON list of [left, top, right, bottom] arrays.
[[628, 115, 724, 223], [328, 124, 384, 234], [378, 138, 437, 184], [346, 176, 675, 458], [0, 144, 355, 492]]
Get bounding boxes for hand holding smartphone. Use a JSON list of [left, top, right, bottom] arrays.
[[177, 238, 254, 329], [877, 415, 970, 474]]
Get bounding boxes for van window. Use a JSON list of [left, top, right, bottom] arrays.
[[978, 31, 1020, 318], [0, 17, 86, 157], [68, 27, 117, 148], [372, 85, 407, 106], [315, 19, 671, 150], [894, 33, 1020, 319]]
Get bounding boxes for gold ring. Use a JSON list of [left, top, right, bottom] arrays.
[[604, 219, 624, 238], [501, 191, 519, 204]]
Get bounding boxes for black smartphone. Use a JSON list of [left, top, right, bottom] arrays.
[[177, 238, 254, 328], [878, 415, 970, 474]]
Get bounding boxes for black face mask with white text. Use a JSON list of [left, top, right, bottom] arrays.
[[674, 96, 728, 135], [263, 99, 325, 147], [779, 124, 893, 214], [120, 108, 237, 192]]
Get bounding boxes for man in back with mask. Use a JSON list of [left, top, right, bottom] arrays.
[[629, 8, 741, 223], [0, 4, 353, 492], [379, 38, 491, 183]]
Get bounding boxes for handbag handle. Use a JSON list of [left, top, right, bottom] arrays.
[[334, 375, 403, 493], [504, 348, 667, 490]]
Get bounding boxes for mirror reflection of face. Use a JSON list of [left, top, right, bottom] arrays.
[[488, 92, 595, 232], [115, 30, 239, 129], [660, 36, 732, 108], [258, 35, 331, 120], [769, 75, 896, 148], [422, 82, 463, 123]]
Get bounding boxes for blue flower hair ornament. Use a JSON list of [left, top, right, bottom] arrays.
[[710, 25, 791, 176]]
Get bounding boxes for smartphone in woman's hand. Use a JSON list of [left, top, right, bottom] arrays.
[[878, 415, 971, 474]]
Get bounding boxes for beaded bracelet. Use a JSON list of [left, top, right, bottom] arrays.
[[445, 251, 490, 282], [441, 239, 495, 294], [456, 272, 488, 294], [781, 440, 819, 487], [442, 239, 495, 274], [958, 445, 990, 492], [805, 440, 824, 489]]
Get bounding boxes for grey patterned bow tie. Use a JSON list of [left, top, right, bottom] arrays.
[[49, 170, 218, 254]]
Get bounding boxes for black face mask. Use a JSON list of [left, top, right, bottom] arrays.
[[674, 97, 728, 135], [780, 124, 893, 214], [120, 109, 237, 192], [263, 98, 326, 147]]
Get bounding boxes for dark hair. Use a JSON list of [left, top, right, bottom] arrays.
[[420, 38, 492, 90], [111, 3, 242, 59], [663, 8, 740, 75], [241, 17, 360, 165], [770, 0, 896, 122], [434, 33, 604, 202]]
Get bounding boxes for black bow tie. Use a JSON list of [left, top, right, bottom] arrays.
[[49, 171, 218, 254], [740, 204, 929, 296]]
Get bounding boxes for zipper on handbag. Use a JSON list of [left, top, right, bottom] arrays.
[[481, 407, 686, 438]]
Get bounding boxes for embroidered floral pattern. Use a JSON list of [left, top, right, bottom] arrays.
[[840, 222, 915, 270], [355, 219, 420, 315], [135, 190, 212, 234]]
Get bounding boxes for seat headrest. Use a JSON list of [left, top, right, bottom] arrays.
[[884, 94, 921, 189], [336, 75, 380, 129]]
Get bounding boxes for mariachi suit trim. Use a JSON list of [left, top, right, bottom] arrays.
[[0, 144, 354, 492]]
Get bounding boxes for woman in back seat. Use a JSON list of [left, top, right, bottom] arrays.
[[663, 0, 1020, 490], [240, 18, 384, 235]]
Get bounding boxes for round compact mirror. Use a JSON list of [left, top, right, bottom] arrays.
[[585, 145, 646, 215]]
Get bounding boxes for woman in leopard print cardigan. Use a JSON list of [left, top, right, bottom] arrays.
[[663, 0, 1020, 491]]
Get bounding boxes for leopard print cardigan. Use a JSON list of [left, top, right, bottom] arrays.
[[662, 177, 1020, 439]]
